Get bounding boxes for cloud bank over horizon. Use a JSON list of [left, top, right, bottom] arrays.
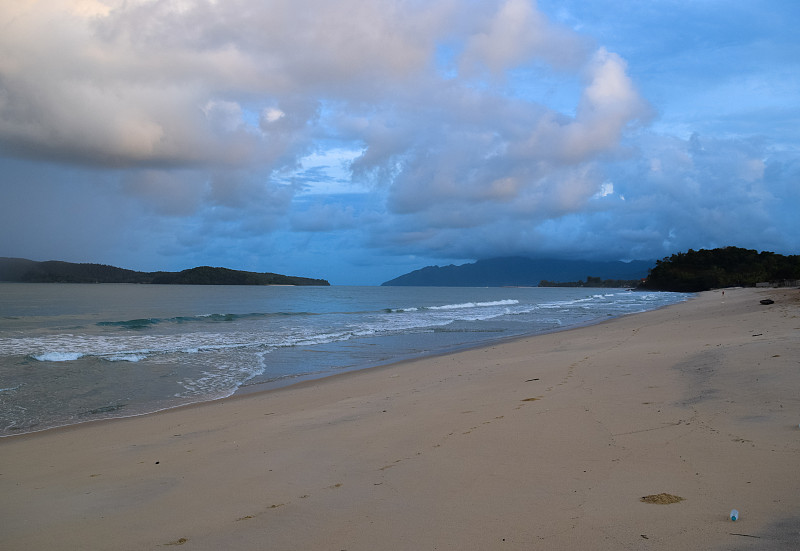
[[2, 0, 798, 284]]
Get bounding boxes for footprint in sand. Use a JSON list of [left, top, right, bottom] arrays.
[[235, 503, 286, 522]]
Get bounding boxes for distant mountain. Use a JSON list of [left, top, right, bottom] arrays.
[[0, 258, 330, 286], [381, 257, 653, 287]]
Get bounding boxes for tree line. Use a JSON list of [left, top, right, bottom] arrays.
[[638, 247, 800, 292], [539, 276, 641, 288]]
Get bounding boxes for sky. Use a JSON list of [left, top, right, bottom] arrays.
[[1, 0, 798, 285]]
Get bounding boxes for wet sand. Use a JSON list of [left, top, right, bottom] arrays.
[[1, 287, 798, 550]]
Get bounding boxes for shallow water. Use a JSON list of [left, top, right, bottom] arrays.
[[0, 283, 690, 435]]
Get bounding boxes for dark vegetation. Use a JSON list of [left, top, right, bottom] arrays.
[[639, 247, 800, 292], [0, 258, 329, 286], [149, 266, 328, 286], [539, 276, 641, 288]]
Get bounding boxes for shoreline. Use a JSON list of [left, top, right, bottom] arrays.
[[2, 292, 690, 440], [231, 293, 695, 397], [2, 287, 798, 549]]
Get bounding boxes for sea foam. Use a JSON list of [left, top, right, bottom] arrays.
[[428, 299, 519, 310], [32, 351, 84, 362]]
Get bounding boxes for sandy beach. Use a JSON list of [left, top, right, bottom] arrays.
[[1, 287, 798, 550]]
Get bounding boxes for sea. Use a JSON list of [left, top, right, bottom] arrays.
[[0, 283, 691, 436]]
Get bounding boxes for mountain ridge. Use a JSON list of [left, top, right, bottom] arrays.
[[0, 258, 330, 286], [381, 257, 653, 287]]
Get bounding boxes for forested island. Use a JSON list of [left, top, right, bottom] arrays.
[[0, 258, 330, 286], [639, 247, 800, 292]]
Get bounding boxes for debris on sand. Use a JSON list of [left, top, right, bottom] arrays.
[[640, 493, 685, 504]]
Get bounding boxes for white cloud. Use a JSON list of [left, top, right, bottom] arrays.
[[262, 108, 285, 124], [595, 181, 614, 198], [459, 0, 589, 74], [1, 0, 797, 282], [0, 0, 665, 254]]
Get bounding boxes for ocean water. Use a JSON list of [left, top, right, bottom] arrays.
[[0, 283, 690, 436]]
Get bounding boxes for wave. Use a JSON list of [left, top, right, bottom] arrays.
[[97, 311, 312, 329], [390, 299, 519, 313], [97, 318, 160, 329], [9, 293, 690, 366], [96, 300, 524, 330], [20, 327, 379, 365], [31, 351, 84, 362], [176, 350, 268, 398], [105, 353, 148, 362], [9, 299, 550, 364], [79, 403, 127, 416], [431, 327, 507, 334], [427, 299, 519, 310]]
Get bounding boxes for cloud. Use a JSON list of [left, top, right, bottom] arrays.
[[369, 47, 650, 225], [290, 201, 358, 232], [0, 0, 797, 283], [1, 1, 643, 169], [459, 0, 590, 74], [121, 170, 206, 216], [350, 126, 795, 265], [2, 0, 423, 166]]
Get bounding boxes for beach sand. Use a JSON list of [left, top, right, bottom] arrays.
[[1, 287, 798, 550]]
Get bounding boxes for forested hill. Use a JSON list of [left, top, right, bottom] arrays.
[[382, 257, 652, 287], [0, 258, 330, 286], [639, 247, 800, 292]]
